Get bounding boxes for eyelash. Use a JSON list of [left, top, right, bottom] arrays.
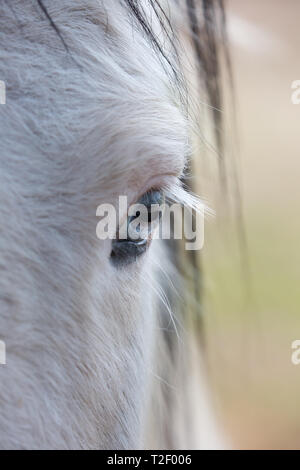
[[110, 189, 165, 267]]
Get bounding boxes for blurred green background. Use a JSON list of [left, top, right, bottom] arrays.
[[201, 0, 300, 449]]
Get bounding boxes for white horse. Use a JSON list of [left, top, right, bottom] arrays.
[[0, 0, 226, 449]]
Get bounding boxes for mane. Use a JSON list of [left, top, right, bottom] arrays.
[[37, 0, 228, 145]]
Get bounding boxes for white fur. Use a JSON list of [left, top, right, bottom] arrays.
[[0, 0, 222, 449]]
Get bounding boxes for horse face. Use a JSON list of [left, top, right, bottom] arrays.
[[0, 0, 187, 448]]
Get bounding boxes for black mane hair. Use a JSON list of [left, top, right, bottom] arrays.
[[125, 0, 228, 147], [37, 0, 228, 148]]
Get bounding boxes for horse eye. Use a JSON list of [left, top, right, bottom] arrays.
[[110, 190, 164, 267]]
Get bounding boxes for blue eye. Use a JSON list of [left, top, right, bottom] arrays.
[[110, 190, 164, 267]]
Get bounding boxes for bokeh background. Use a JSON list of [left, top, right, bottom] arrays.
[[201, 0, 300, 449]]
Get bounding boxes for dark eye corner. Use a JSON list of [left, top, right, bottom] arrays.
[[110, 189, 165, 267]]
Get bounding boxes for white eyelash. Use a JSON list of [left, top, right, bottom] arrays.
[[163, 181, 214, 220]]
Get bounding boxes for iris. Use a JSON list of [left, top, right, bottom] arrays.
[[110, 189, 164, 266]]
